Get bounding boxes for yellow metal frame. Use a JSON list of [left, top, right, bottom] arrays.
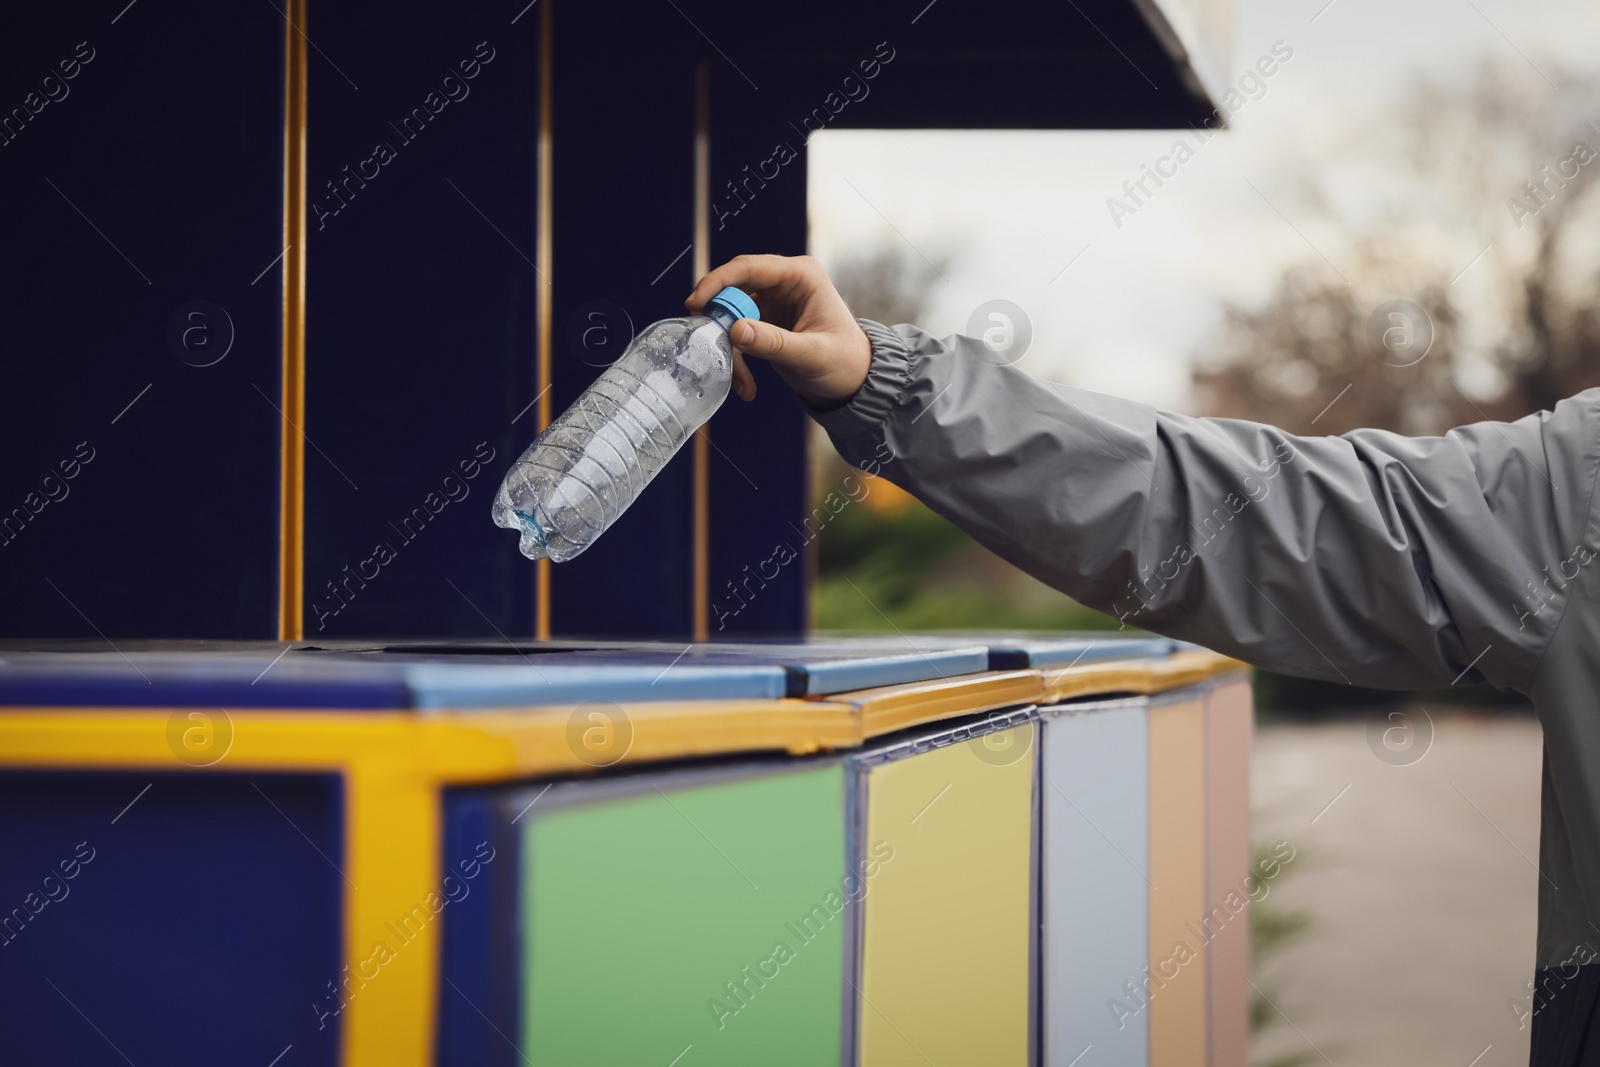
[[832, 669, 1045, 738], [0, 649, 1244, 1067], [1042, 649, 1247, 705]]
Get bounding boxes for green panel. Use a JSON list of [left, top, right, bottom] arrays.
[[522, 764, 847, 1063]]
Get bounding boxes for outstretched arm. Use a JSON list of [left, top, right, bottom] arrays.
[[690, 254, 1598, 692]]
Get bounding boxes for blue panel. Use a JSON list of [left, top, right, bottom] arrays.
[[980, 635, 1175, 671], [1040, 699, 1150, 1066], [369, 637, 990, 696], [695, 640, 989, 695], [0, 654, 408, 709], [546, 1, 698, 638], [0, 771, 342, 1066], [302, 3, 539, 638], [0, 1, 283, 638], [437, 787, 521, 1067], [0, 650, 789, 708]]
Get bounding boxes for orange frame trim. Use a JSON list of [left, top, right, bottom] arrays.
[[534, 0, 554, 639], [278, 0, 309, 641]]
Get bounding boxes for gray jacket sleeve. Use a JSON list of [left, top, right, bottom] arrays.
[[811, 320, 1600, 693]]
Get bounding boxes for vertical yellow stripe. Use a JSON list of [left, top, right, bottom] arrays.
[[534, 0, 554, 639], [342, 764, 439, 1067], [692, 63, 710, 640], [278, 0, 309, 641]]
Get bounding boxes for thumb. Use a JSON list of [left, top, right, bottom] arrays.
[[731, 318, 814, 368]]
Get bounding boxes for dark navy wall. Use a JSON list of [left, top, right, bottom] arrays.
[[437, 786, 522, 1067], [546, 1, 699, 638], [302, 2, 539, 640], [705, 63, 813, 637], [0, 0, 284, 638], [1, 0, 1213, 642]]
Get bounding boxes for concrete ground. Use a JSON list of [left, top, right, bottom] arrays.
[[1251, 711, 1543, 1067]]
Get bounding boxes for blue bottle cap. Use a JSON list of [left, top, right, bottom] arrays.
[[707, 286, 760, 325]]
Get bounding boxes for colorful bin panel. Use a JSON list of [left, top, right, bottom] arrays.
[[1205, 676, 1253, 1067], [1040, 696, 1151, 1067], [853, 714, 1038, 1066], [442, 762, 851, 1065], [0, 770, 344, 1067], [1147, 691, 1209, 1067]]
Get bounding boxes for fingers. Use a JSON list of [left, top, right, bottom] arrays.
[[729, 317, 815, 368], [685, 254, 819, 312], [731, 351, 756, 402]]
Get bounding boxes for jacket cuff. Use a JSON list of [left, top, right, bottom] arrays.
[[808, 319, 917, 445]]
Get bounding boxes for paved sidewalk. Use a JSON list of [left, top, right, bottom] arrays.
[[1252, 712, 1542, 1067]]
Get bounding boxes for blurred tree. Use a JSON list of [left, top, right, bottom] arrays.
[[814, 243, 1119, 633], [813, 243, 951, 498], [830, 243, 948, 328], [1195, 58, 1600, 435]]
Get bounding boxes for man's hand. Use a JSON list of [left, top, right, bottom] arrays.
[[687, 254, 872, 407]]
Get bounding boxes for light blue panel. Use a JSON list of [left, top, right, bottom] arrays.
[[703, 640, 989, 695], [400, 661, 788, 708], [323, 639, 991, 697], [1041, 697, 1150, 1067]]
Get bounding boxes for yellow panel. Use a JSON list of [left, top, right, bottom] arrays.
[[1041, 650, 1247, 706], [859, 724, 1035, 1067], [1148, 696, 1208, 1067], [833, 670, 1044, 738]]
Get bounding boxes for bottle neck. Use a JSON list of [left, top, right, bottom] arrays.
[[706, 303, 740, 332]]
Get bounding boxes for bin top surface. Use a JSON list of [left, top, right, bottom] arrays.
[[0, 633, 1178, 708]]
